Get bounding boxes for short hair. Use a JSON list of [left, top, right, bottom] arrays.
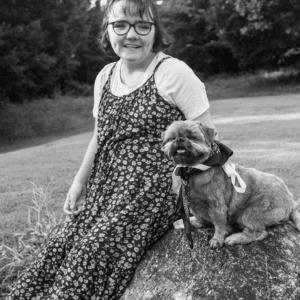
[[99, 0, 172, 53]]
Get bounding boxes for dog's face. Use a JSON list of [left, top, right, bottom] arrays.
[[161, 121, 215, 166]]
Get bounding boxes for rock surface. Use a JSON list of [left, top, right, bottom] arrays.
[[121, 223, 300, 300]]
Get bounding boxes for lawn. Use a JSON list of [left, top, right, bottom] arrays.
[[1, 93, 299, 244], [0, 87, 300, 297]]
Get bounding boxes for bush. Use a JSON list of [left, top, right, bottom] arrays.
[[0, 95, 93, 142], [176, 41, 239, 75]]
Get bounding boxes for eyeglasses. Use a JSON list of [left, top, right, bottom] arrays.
[[108, 21, 155, 36]]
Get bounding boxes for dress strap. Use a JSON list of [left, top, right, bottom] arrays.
[[108, 62, 117, 80], [105, 62, 118, 90], [152, 56, 171, 75]]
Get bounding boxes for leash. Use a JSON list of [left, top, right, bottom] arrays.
[[177, 169, 194, 249]]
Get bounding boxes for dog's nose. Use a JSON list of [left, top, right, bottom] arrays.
[[176, 137, 185, 143]]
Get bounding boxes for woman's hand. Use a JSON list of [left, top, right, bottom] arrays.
[[63, 120, 97, 215], [63, 182, 86, 215]]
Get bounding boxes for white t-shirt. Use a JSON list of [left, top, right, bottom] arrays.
[[93, 52, 209, 120]]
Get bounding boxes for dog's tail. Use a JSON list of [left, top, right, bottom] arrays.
[[290, 207, 300, 232]]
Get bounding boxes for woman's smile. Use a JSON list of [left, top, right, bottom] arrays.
[[123, 44, 141, 49]]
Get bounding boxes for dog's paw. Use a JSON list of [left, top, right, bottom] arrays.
[[225, 233, 243, 246], [225, 230, 268, 245], [209, 237, 224, 248]]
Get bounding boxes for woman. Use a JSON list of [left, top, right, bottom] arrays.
[[8, 0, 216, 299]]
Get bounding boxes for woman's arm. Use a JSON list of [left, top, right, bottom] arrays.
[[63, 119, 98, 215], [192, 108, 215, 129], [192, 108, 220, 140], [72, 119, 98, 187], [156, 58, 218, 139]]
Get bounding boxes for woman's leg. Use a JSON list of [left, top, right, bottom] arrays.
[[47, 197, 178, 300], [8, 191, 178, 300]]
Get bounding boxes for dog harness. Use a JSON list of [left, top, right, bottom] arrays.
[[175, 140, 246, 249]]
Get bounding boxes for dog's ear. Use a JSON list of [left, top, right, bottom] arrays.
[[200, 123, 215, 145], [161, 130, 167, 147], [161, 130, 166, 142]]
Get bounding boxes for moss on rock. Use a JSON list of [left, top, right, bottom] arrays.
[[121, 223, 300, 300]]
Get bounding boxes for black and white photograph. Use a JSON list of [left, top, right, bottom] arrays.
[[1, 0, 300, 299]]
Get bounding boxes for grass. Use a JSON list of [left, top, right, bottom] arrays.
[[0, 184, 64, 297], [0, 70, 300, 298], [0, 94, 94, 150], [203, 69, 300, 100]]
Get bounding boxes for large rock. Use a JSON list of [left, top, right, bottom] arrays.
[[121, 223, 300, 300]]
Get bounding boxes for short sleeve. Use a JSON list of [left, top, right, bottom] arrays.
[[93, 62, 115, 119], [155, 58, 209, 120]]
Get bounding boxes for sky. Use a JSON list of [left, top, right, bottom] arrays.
[[92, 0, 164, 6]]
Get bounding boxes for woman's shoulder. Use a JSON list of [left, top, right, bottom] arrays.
[[161, 54, 189, 67], [95, 61, 119, 85], [156, 53, 197, 79]]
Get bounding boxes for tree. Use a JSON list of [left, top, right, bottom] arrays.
[[212, 0, 300, 70], [1, 0, 299, 104], [73, 1, 113, 86], [159, 0, 239, 74], [0, 0, 91, 103]]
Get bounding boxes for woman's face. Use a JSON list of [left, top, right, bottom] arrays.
[[107, 1, 156, 65]]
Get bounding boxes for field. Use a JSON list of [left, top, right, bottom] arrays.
[[1, 93, 299, 241], [0, 87, 300, 296]]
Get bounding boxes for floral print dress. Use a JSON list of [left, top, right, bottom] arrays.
[[8, 57, 185, 300]]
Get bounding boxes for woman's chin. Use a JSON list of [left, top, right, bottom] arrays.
[[120, 50, 142, 60]]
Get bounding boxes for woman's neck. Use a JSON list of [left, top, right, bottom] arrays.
[[121, 52, 156, 75]]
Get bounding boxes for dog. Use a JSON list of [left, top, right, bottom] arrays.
[[162, 120, 300, 248]]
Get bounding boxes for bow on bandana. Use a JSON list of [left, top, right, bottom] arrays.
[[175, 141, 247, 249]]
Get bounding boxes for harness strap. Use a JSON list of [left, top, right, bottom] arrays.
[[178, 183, 194, 249]]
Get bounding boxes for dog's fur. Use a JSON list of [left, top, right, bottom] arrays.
[[162, 120, 300, 247]]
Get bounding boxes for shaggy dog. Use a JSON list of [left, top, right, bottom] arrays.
[[162, 120, 300, 248]]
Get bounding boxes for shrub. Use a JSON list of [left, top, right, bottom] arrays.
[[0, 95, 93, 142]]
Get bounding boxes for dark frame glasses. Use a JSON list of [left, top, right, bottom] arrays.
[[108, 21, 155, 36]]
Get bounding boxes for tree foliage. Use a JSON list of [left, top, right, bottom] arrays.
[[0, 0, 299, 103], [161, 0, 239, 74], [210, 0, 300, 70], [0, 0, 100, 103]]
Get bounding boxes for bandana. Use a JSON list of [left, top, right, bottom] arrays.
[[175, 140, 233, 176], [174, 140, 246, 249], [175, 140, 246, 193]]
